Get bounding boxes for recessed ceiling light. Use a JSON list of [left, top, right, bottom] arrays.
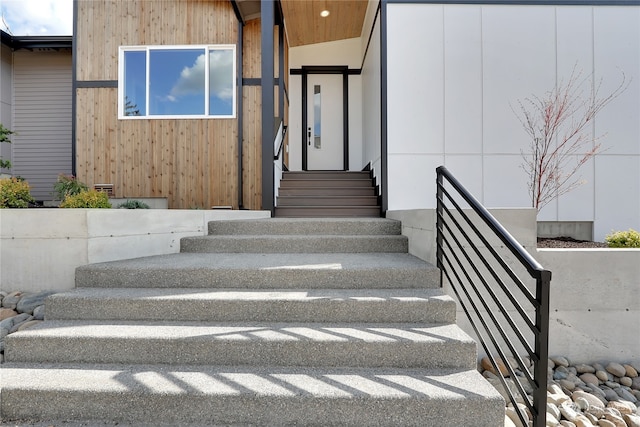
[[320, 10, 330, 18]]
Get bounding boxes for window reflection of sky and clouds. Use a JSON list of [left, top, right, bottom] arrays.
[[209, 49, 234, 116], [122, 46, 235, 118], [150, 49, 204, 116], [123, 51, 146, 116]]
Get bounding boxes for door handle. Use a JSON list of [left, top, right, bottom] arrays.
[[308, 127, 311, 146]]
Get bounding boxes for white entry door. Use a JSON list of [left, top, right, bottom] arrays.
[[306, 74, 343, 170]]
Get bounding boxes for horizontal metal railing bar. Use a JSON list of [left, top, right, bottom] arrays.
[[438, 231, 536, 388], [439, 226, 537, 379], [439, 250, 532, 427], [439, 185, 538, 308], [438, 206, 538, 336], [436, 166, 547, 279]]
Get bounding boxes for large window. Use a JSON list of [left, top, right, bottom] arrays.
[[118, 45, 236, 119]]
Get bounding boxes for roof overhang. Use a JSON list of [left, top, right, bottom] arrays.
[[232, 0, 368, 47], [1, 30, 72, 50]]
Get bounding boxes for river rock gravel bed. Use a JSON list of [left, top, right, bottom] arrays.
[[480, 355, 640, 427], [0, 291, 54, 363], [537, 237, 609, 249]]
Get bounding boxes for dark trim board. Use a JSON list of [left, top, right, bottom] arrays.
[[261, 0, 275, 214], [380, 0, 388, 215], [0, 30, 72, 50], [230, 0, 244, 24], [237, 21, 244, 209], [302, 73, 308, 171], [291, 66, 361, 75], [244, 78, 281, 86], [71, 0, 78, 176], [76, 80, 118, 88]]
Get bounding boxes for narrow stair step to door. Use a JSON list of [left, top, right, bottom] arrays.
[[279, 186, 376, 196], [1, 218, 504, 426], [283, 170, 372, 180], [275, 170, 381, 217], [278, 195, 379, 206]]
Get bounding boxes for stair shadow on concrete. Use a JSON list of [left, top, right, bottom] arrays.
[[1, 218, 504, 426]]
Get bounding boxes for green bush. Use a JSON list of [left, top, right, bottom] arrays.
[[0, 124, 14, 170], [605, 229, 640, 248], [53, 174, 89, 200], [117, 199, 150, 209], [60, 190, 112, 208], [0, 177, 35, 208]]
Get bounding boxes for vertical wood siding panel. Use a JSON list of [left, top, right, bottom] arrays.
[[75, 0, 244, 208], [243, 86, 262, 209], [242, 19, 263, 208]]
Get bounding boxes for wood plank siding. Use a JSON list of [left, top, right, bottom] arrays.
[[12, 50, 73, 200], [242, 19, 262, 210], [75, 0, 243, 209]]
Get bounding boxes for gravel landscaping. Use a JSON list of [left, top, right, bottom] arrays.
[[537, 237, 609, 249], [481, 355, 640, 427]]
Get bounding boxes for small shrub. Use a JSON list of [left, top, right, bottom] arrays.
[[605, 229, 640, 248], [60, 190, 112, 208], [0, 123, 14, 170], [53, 174, 88, 200], [117, 199, 150, 209], [0, 177, 35, 208]]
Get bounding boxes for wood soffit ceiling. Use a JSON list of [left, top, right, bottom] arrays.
[[236, 0, 369, 47]]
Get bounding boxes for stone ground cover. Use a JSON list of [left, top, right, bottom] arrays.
[[537, 237, 609, 249], [0, 291, 52, 362], [480, 355, 640, 427]]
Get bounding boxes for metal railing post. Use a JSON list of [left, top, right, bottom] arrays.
[[533, 270, 551, 427], [436, 167, 444, 284]]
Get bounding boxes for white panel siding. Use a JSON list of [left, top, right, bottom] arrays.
[[387, 4, 444, 156], [361, 4, 381, 187], [12, 50, 72, 200], [385, 4, 640, 240]]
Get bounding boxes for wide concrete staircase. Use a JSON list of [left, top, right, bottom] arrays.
[[1, 218, 504, 426], [275, 171, 381, 217]]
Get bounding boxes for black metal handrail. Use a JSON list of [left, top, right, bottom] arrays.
[[273, 122, 288, 161], [436, 165, 551, 427]]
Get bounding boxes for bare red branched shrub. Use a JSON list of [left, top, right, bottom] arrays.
[[513, 65, 629, 210]]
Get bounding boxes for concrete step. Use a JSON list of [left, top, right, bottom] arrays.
[[279, 179, 374, 188], [1, 363, 505, 426], [275, 206, 381, 217], [6, 321, 477, 368], [278, 186, 377, 196], [180, 235, 408, 253], [75, 253, 441, 289], [283, 171, 371, 180], [208, 217, 399, 236], [45, 287, 456, 323], [277, 195, 379, 206]]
